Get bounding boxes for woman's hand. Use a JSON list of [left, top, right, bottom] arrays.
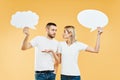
[[97, 27, 103, 35]]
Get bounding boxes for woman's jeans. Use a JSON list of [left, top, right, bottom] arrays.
[[61, 74, 81, 80]]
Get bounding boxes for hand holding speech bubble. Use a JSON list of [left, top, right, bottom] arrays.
[[11, 11, 39, 29], [77, 9, 109, 32]]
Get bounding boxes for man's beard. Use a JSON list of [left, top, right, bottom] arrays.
[[48, 34, 55, 38]]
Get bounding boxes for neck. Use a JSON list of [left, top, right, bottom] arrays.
[[66, 37, 76, 45]]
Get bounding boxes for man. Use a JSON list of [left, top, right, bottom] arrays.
[[21, 22, 59, 80]]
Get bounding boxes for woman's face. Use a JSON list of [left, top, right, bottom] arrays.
[[63, 29, 71, 39]]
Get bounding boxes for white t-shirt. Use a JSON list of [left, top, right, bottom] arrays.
[[30, 36, 59, 71], [58, 41, 88, 76]]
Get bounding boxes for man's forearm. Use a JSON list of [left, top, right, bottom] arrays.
[[21, 35, 29, 50]]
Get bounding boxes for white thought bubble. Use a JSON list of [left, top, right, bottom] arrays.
[[11, 11, 39, 29], [77, 9, 109, 32]]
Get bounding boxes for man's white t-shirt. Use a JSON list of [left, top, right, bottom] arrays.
[[58, 41, 88, 76], [30, 36, 58, 71]]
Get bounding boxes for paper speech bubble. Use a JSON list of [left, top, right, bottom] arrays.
[[77, 9, 109, 32], [11, 11, 39, 29]]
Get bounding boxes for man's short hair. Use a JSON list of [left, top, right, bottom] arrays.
[[46, 22, 57, 28]]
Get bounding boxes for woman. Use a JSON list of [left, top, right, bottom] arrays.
[[57, 25, 103, 80]]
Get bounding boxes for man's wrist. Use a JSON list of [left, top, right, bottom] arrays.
[[25, 34, 29, 37]]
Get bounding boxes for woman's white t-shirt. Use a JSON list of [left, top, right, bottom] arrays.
[[58, 41, 88, 76]]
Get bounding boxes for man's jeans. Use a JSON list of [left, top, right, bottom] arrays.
[[35, 71, 56, 80], [61, 74, 81, 80]]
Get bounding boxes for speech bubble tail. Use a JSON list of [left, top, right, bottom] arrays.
[[90, 27, 97, 32]]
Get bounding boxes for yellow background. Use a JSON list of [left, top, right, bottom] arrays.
[[0, 0, 120, 80]]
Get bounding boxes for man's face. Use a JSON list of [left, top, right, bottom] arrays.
[[46, 25, 57, 38]]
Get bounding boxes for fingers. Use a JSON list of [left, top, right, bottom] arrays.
[[41, 49, 53, 53], [97, 27, 103, 35], [41, 50, 49, 53], [23, 27, 29, 31], [97, 27, 103, 31], [23, 27, 29, 36], [41, 50, 48, 53]]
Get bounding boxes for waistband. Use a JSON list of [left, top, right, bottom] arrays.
[[35, 70, 54, 73]]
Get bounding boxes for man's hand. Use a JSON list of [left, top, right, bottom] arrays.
[[21, 27, 32, 50], [42, 49, 60, 65], [23, 27, 29, 36], [97, 27, 103, 35], [41, 49, 53, 53]]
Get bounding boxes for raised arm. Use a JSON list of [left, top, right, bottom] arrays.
[[21, 27, 33, 50], [85, 27, 103, 53]]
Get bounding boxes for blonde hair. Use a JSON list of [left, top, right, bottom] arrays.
[[64, 25, 76, 40]]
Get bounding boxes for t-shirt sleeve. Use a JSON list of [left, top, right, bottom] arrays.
[[79, 42, 88, 51], [30, 36, 39, 47]]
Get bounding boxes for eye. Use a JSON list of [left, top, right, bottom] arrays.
[[64, 30, 65, 33], [51, 29, 54, 31], [64, 30, 67, 34]]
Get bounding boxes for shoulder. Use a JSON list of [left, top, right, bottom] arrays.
[[76, 41, 88, 48], [75, 41, 87, 46], [33, 36, 43, 39], [31, 36, 45, 42]]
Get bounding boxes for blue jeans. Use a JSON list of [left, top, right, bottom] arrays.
[[61, 74, 81, 80], [35, 71, 56, 80]]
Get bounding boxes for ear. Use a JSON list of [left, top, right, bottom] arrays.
[[46, 27, 48, 32]]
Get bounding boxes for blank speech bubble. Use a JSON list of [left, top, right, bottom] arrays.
[[11, 11, 39, 29], [77, 9, 109, 32]]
